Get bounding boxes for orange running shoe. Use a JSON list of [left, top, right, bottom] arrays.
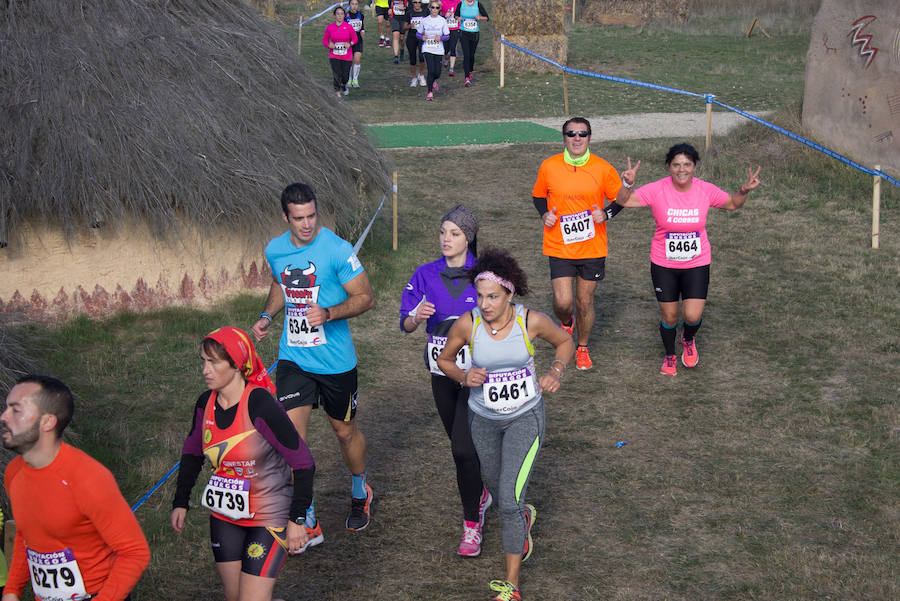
[[660, 354, 677, 376], [560, 316, 575, 336], [575, 346, 592, 370]]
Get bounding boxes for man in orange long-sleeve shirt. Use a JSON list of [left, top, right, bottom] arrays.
[[1, 375, 150, 601]]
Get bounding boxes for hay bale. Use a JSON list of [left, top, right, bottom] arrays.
[[492, 0, 566, 72], [580, 0, 690, 25]]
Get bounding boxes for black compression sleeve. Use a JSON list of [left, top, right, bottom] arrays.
[[291, 467, 315, 521], [605, 201, 625, 220], [533, 196, 548, 216], [172, 453, 204, 509]]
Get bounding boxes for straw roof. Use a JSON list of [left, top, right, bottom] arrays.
[[0, 0, 392, 251]]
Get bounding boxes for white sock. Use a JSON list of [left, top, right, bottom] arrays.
[[352, 64, 361, 80]]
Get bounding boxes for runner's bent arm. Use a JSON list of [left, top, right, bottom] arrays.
[[307, 271, 374, 327], [437, 313, 485, 386], [252, 278, 286, 342], [720, 166, 761, 210], [527, 311, 575, 394]]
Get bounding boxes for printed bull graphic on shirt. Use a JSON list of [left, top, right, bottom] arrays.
[[280, 263, 320, 305]]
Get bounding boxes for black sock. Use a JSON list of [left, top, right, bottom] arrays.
[[659, 321, 677, 356], [682, 319, 702, 341]]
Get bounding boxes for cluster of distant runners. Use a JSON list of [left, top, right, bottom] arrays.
[[322, 0, 489, 99], [0, 117, 759, 601]]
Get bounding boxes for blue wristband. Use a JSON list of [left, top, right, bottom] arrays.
[[259, 312, 272, 322]]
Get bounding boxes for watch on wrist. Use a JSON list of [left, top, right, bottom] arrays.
[[622, 180, 633, 189]]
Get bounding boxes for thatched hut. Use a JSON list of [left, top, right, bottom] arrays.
[[491, 1, 567, 73], [0, 0, 391, 320]]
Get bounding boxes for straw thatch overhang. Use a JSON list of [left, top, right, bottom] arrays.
[[0, 0, 392, 320]]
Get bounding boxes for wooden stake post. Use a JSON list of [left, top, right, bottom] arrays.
[[392, 171, 399, 251], [499, 35, 505, 88], [298, 17, 303, 55], [705, 95, 714, 152], [745, 17, 771, 38], [872, 165, 881, 249]]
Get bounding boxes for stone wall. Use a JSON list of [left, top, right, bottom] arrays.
[[802, 0, 900, 175]]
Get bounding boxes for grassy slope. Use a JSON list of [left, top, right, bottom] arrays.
[[6, 3, 899, 601]]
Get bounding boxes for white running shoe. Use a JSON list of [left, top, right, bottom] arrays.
[[410, 77, 418, 87], [418, 74, 427, 86]]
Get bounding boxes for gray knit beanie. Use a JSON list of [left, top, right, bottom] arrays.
[[441, 204, 478, 243]]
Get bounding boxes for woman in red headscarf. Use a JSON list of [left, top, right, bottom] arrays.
[[170, 327, 316, 601]]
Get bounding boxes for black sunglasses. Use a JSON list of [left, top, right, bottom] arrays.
[[429, 5, 441, 8], [564, 130, 590, 138]]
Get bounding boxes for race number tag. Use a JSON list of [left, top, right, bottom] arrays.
[[446, 13, 458, 27], [410, 16, 423, 28], [665, 232, 701, 262], [427, 335, 471, 375], [424, 38, 441, 49], [559, 210, 595, 244], [202, 475, 252, 521], [27, 547, 88, 601], [348, 18, 363, 32], [462, 18, 477, 31], [482, 367, 536, 414], [392, 1, 405, 15], [285, 306, 326, 348], [333, 42, 349, 56]]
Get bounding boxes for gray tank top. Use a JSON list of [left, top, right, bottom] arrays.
[[467, 303, 542, 421]]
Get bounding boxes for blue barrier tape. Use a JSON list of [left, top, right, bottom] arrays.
[[712, 99, 900, 188], [131, 461, 181, 512], [300, 2, 345, 27], [495, 32, 898, 189], [134, 188, 389, 511]]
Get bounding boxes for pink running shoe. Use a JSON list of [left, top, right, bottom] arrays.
[[680, 337, 699, 368], [660, 354, 677, 376], [458, 520, 483, 557], [433, 81, 438, 92]]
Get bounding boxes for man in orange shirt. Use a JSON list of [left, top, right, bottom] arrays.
[[532, 117, 629, 370], [1, 375, 150, 601]]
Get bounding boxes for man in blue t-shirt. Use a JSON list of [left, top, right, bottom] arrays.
[[252, 182, 375, 545]]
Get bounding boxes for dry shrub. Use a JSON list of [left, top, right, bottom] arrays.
[[580, 0, 691, 25], [0, 317, 39, 398], [492, 0, 566, 72], [0, 0, 392, 250]]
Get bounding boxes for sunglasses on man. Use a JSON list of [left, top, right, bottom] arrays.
[[564, 130, 590, 138]]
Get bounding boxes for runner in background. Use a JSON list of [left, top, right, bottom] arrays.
[[612, 143, 761, 375], [406, 0, 429, 87], [532, 117, 627, 371], [389, 0, 409, 64], [346, 0, 365, 88], [374, 0, 390, 47], [437, 249, 574, 601], [455, 0, 488, 87], [2, 375, 150, 601], [322, 5, 358, 98], [416, 0, 450, 101], [171, 327, 315, 601], [399, 205, 492, 558], [441, 0, 461, 75]]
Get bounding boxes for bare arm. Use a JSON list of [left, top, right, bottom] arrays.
[[526, 310, 575, 394], [720, 166, 761, 210], [251, 278, 285, 343], [306, 271, 375, 328], [614, 156, 643, 208], [436, 313, 486, 386]]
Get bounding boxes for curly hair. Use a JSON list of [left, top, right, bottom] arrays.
[[466, 248, 530, 296], [665, 142, 700, 166]]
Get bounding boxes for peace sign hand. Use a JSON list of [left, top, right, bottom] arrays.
[[742, 165, 762, 192], [621, 156, 641, 187]]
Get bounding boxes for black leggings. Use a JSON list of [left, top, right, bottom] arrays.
[[459, 31, 479, 77], [406, 35, 422, 65], [329, 58, 351, 91], [431, 374, 483, 522], [424, 53, 443, 92]]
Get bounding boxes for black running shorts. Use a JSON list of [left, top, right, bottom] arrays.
[[275, 360, 359, 422], [548, 256, 606, 282], [650, 263, 710, 302]]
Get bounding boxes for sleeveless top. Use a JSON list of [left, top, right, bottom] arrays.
[[467, 303, 542, 420]]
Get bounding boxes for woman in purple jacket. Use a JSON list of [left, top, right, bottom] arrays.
[[399, 205, 492, 557]]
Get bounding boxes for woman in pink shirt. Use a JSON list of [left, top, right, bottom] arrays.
[[614, 143, 761, 375], [323, 6, 359, 98]]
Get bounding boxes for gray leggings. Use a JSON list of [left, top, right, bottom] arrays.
[[469, 401, 545, 555]]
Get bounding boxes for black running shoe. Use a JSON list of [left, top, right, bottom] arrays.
[[346, 484, 373, 531]]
